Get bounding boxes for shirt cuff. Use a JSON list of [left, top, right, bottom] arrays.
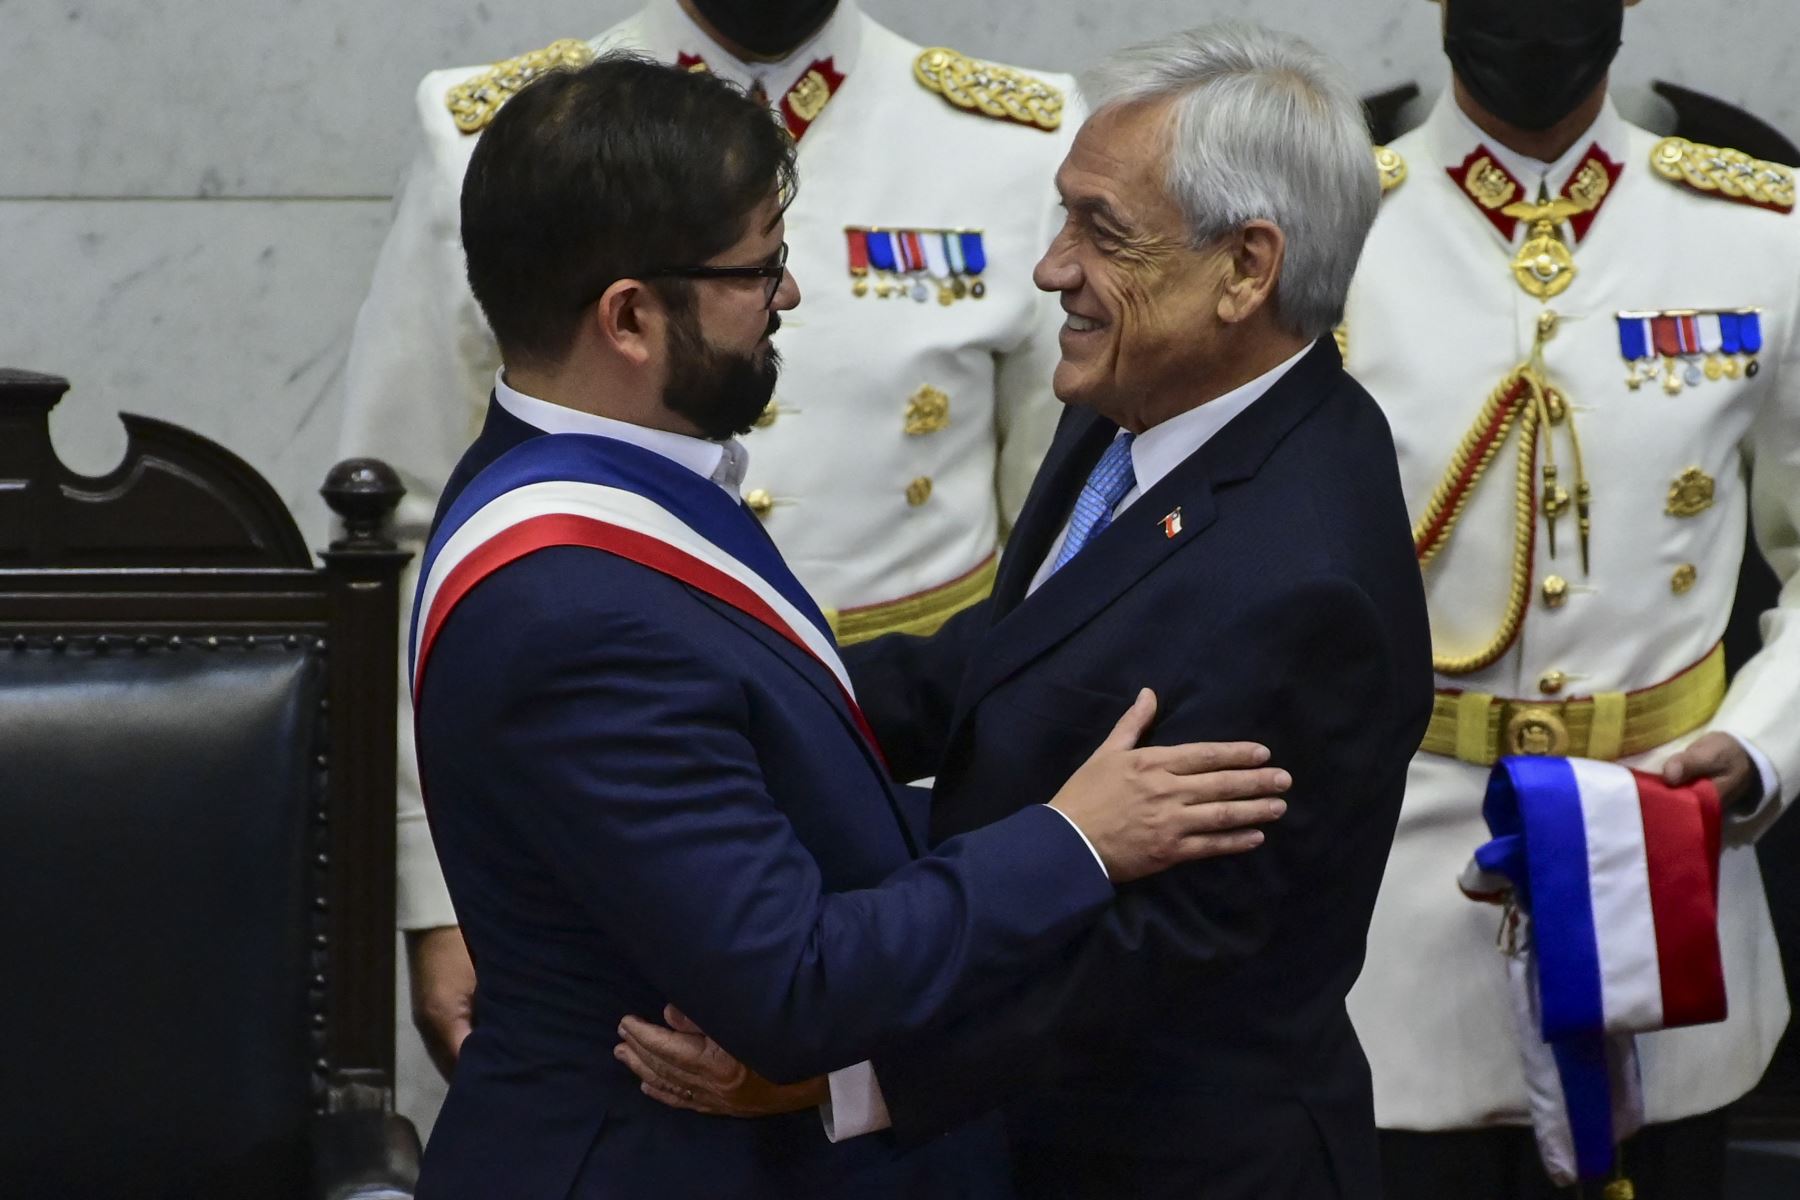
[[1043, 803, 1111, 881], [820, 1060, 892, 1142]]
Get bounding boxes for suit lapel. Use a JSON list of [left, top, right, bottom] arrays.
[[958, 337, 1342, 714], [990, 408, 1120, 618], [694, 592, 923, 857]]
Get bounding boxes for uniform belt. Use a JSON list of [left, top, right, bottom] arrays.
[[1420, 643, 1725, 765], [830, 553, 998, 646]]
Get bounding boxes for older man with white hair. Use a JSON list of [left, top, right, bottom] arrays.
[[617, 21, 1433, 1199]]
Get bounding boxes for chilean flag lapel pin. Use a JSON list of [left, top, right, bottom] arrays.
[[1161, 507, 1183, 538]]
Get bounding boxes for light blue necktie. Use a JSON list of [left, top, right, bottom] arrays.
[[1050, 432, 1136, 574]]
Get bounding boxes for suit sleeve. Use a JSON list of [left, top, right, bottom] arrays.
[[339, 74, 500, 930], [870, 578, 1404, 1139], [1711, 309, 1800, 835], [844, 597, 993, 783], [487, 577, 1112, 1084]]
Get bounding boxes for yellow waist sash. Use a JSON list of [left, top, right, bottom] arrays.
[[1421, 644, 1725, 765], [829, 553, 997, 645]]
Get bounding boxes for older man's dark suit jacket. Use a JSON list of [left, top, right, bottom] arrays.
[[412, 398, 1115, 1199], [848, 337, 1434, 1199]]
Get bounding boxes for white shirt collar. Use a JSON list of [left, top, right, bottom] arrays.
[[492, 370, 748, 497], [1124, 341, 1312, 504], [636, 0, 863, 103]]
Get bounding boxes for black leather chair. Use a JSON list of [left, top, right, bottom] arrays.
[[0, 369, 418, 1198]]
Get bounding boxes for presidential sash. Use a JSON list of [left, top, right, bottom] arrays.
[[1465, 757, 1726, 1186], [409, 433, 884, 761]]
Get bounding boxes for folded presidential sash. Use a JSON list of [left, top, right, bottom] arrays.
[[1464, 756, 1726, 1186]]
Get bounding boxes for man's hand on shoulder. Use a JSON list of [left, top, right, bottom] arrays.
[[406, 925, 477, 1081], [1049, 689, 1290, 883], [616, 1006, 827, 1117]]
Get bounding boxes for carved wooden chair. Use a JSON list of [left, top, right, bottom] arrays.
[[0, 369, 418, 1197]]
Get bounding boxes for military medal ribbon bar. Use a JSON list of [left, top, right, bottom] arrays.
[[844, 226, 988, 302], [1616, 307, 1762, 390]]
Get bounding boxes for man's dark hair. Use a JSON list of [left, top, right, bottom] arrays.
[[461, 54, 798, 367]]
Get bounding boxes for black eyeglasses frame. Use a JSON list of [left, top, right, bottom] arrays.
[[644, 242, 789, 309]]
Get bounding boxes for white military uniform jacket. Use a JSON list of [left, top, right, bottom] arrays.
[[1343, 93, 1800, 1128], [340, 0, 1076, 928]]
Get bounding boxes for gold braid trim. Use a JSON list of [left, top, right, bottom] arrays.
[[1413, 371, 1533, 565], [1412, 368, 1547, 676]]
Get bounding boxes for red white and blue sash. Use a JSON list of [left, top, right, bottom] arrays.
[[409, 433, 883, 759], [1469, 757, 1726, 1185]]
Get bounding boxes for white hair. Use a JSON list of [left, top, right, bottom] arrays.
[[1079, 22, 1379, 341]]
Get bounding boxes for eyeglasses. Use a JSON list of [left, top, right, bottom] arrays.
[[646, 242, 789, 310]]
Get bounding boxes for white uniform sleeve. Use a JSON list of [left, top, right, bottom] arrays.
[[991, 96, 1083, 534], [339, 72, 499, 930], [1710, 290, 1800, 843]]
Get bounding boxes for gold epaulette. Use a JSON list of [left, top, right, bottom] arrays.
[[912, 48, 1063, 132], [1650, 136, 1795, 214], [1374, 145, 1407, 195], [445, 38, 596, 135]]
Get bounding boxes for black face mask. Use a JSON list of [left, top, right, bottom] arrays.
[[690, 0, 838, 58], [1444, 0, 1624, 132]]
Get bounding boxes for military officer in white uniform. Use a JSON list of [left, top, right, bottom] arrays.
[[338, 0, 1078, 1101], [1341, 1, 1800, 1196]]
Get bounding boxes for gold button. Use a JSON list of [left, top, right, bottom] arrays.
[[1542, 575, 1568, 609], [1538, 671, 1567, 696], [745, 488, 775, 518], [905, 477, 933, 507], [753, 401, 779, 429], [1671, 563, 1697, 594]]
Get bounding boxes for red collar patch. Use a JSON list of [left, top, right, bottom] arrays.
[[675, 53, 846, 141], [1447, 143, 1624, 243]]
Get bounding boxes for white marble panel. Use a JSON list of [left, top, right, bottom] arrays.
[[6, 0, 1798, 199], [0, 198, 393, 546]]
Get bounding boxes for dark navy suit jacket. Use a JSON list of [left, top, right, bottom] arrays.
[[849, 338, 1435, 1199], [412, 400, 1113, 1199]]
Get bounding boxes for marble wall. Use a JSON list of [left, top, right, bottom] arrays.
[[6, 0, 1796, 1143]]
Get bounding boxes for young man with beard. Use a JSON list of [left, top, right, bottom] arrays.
[[1336, 1, 1800, 1196], [409, 56, 1291, 1199], [339, 0, 1080, 1096]]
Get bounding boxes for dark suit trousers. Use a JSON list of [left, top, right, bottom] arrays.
[[1378, 1110, 1727, 1200], [1009, 1116, 1350, 1200]]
